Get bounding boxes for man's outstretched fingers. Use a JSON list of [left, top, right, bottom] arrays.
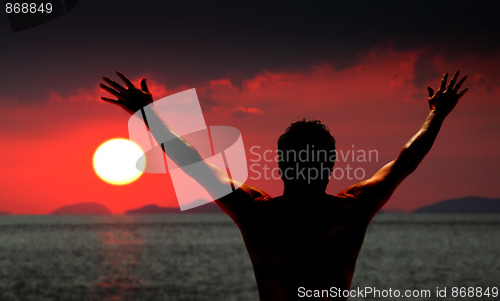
[[103, 77, 127, 93], [100, 83, 122, 98], [116, 71, 135, 89], [439, 73, 448, 91], [427, 87, 434, 97], [141, 78, 150, 93], [101, 96, 120, 104], [457, 88, 469, 98], [454, 76, 467, 92], [100, 83, 121, 98], [448, 71, 459, 90]]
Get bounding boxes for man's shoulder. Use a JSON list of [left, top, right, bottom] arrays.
[[325, 193, 358, 210], [245, 192, 352, 208], [237, 183, 272, 202], [215, 183, 272, 212], [240, 190, 351, 203]]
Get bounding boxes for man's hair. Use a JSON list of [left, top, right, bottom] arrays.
[[277, 119, 336, 184]]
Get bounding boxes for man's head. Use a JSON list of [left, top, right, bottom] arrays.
[[277, 119, 336, 191]]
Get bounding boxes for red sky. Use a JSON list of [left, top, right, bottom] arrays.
[[0, 46, 499, 214]]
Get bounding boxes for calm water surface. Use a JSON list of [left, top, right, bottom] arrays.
[[0, 214, 499, 301]]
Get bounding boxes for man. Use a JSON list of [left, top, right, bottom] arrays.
[[100, 71, 467, 300]]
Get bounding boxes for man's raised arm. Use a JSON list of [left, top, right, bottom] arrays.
[[99, 72, 259, 216], [339, 71, 468, 216]]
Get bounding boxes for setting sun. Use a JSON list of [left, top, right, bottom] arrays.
[[93, 138, 145, 185]]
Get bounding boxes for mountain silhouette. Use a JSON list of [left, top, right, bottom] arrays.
[[413, 196, 500, 213], [0, 211, 11, 215], [51, 202, 111, 215], [125, 204, 179, 214], [126, 202, 222, 214]]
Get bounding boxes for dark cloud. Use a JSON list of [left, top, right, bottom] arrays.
[[1, 0, 499, 102], [411, 48, 440, 89]]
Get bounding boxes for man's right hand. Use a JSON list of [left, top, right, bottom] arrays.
[[427, 71, 468, 117], [99, 71, 153, 115]]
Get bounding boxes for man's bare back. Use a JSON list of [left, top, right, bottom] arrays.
[[223, 189, 371, 300], [100, 71, 468, 300]]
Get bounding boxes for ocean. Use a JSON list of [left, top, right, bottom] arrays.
[[0, 214, 499, 301]]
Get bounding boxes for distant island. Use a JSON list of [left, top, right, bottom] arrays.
[[413, 196, 500, 214], [51, 202, 111, 215], [126, 202, 223, 214], [0, 211, 10, 215]]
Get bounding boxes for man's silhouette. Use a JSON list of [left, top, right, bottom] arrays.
[[100, 71, 468, 300]]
